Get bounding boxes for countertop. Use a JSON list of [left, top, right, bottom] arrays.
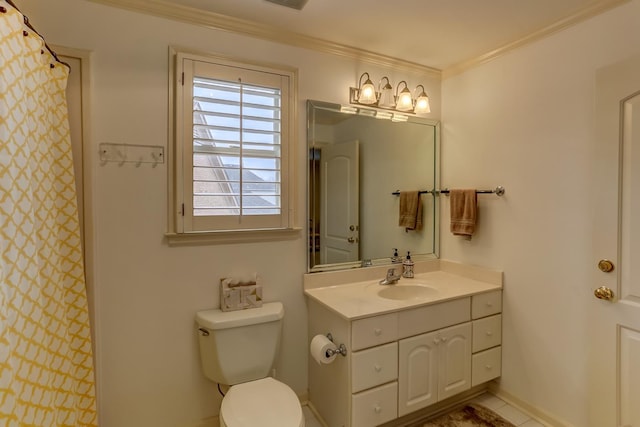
[[304, 263, 502, 320]]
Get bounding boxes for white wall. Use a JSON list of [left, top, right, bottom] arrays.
[[441, 1, 640, 425], [19, 1, 441, 426]]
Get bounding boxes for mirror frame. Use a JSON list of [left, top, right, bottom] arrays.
[[306, 99, 440, 273]]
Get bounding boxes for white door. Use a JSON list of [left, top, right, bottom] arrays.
[[590, 55, 640, 427], [320, 140, 359, 264]]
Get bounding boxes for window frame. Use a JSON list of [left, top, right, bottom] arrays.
[[167, 47, 300, 245]]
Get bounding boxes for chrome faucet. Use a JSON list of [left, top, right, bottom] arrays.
[[379, 268, 402, 285]]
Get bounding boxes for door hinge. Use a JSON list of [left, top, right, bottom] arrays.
[[181, 203, 185, 216]]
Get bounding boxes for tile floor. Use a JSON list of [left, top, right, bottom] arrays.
[[303, 393, 547, 427], [470, 394, 546, 427]]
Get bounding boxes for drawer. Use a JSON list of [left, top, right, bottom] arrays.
[[472, 290, 502, 319], [472, 314, 502, 352], [398, 297, 470, 339], [352, 342, 398, 393], [472, 346, 502, 386], [352, 313, 398, 351], [351, 382, 398, 427]]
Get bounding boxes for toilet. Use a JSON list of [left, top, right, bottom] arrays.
[[195, 302, 304, 427]]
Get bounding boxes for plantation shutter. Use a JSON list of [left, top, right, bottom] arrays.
[[180, 57, 291, 232]]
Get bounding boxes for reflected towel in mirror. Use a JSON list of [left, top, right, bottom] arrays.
[[399, 191, 423, 231]]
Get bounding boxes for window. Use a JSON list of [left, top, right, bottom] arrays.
[[169, 50, 299, 243]]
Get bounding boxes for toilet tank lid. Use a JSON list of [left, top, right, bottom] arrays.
[[196, 302, 284, 330]]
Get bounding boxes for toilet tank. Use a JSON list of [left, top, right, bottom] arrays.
[[196, 302, 284, 385]]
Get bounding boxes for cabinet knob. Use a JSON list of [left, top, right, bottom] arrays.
[[433, 338, 440, 344], [374, 328, 382, 336], [485, 331, 493, 336], [374, 364, 382, 372], [485, 365, 493, 370], [441, 336, 448, 342], [373, 405, 381, 414], [486, 302, 493, 307]]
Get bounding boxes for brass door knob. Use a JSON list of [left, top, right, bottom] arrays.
[[594, 286, 614, 301], [598, 259, 615, 273], [347, 237, 355, 243]]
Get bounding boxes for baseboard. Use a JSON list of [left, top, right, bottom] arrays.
[[488, 383, 575, 427]]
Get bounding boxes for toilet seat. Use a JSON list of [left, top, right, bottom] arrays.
[[220, 377, 304, 427]]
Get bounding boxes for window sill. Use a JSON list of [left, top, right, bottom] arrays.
[[165, 227, 302, 246]]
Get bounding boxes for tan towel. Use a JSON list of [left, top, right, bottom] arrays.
[[399, 191, 423, 231], [450, 189, 477, 238]]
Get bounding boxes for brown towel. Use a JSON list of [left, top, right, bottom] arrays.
[[450, 189, 477, 238], [399, 191, 423, 231]]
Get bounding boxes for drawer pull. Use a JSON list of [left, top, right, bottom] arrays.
[[374, 404, 382, 414], [374, 364, 382, 372], [374, 328, 382, 336]]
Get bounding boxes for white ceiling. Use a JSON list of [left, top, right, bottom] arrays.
[[164, 0, 625, 71]]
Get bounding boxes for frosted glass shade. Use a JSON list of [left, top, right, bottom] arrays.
[[358, 80, 377, 104], [414, 94, 431, 114], [395, 88, 413, 111]]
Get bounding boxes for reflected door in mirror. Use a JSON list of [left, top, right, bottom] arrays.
[[320, 140, 360, 264]]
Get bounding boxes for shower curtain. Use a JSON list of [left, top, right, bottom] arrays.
[[0, 2, 97, 426]]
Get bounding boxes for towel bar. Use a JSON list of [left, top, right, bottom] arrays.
[[391, 186, 505, 197]]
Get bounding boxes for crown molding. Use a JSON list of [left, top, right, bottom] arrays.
[[442, 0, 631, 79], [84, 0, 442, 77]]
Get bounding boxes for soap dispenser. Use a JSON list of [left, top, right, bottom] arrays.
[[402, 251, 414, 278], [391, 248, 402, 263]]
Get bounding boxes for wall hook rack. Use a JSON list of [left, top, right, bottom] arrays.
[[99, 142, 165, 167]]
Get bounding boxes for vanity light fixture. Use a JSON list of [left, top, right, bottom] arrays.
[[356, 72, 377, 105], [395, 81, 413, 112], [377, 77, 395, 108], [349, 72, 431, 115], [413, 85, 431, 114]]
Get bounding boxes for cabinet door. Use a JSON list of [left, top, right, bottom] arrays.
[[438, 323, 472, 400], [398, 331, 439, 416]]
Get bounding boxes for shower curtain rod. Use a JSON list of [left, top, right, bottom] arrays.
[[2, 0, 70, 69]]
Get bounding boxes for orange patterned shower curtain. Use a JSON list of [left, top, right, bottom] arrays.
[[0, 1, 98, 425]]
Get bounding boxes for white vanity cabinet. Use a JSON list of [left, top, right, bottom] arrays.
[[398, 322, 472, 416], [307, 289, 502, 427]]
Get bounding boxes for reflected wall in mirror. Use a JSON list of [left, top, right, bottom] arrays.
[[307, 100, 440, 272]]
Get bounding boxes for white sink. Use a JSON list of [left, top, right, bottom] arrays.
[[376, 283, 439, 300]]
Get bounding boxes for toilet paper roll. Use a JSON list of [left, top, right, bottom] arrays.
[[310, 334, 338, 365]]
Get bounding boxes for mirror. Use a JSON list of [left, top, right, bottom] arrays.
[[307, 100, 440, 272]]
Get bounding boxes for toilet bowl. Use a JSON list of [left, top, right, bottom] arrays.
[[219, 377, 304, 427]]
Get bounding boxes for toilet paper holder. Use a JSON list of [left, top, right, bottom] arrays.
[[325, 333, 347, 357]]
